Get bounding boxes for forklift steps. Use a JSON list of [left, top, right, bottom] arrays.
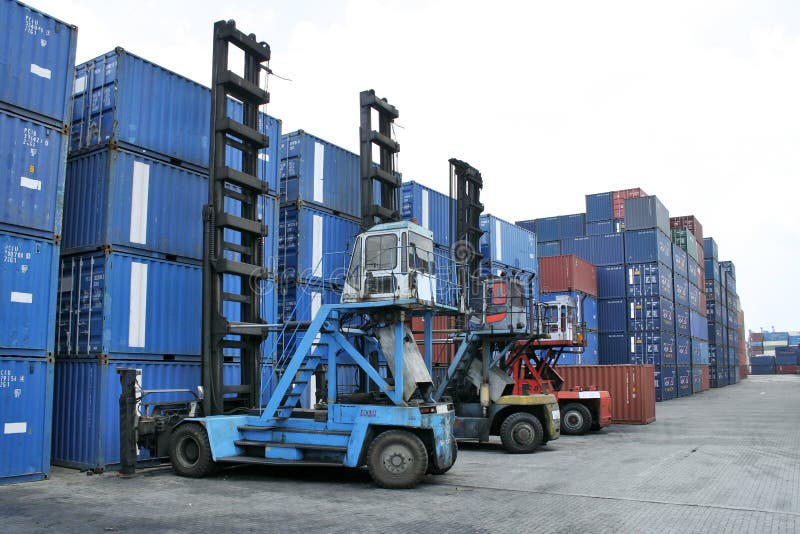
[[238, 425, 350, 436], [216, 456, 343, 467], [234, 440, 348, 453]]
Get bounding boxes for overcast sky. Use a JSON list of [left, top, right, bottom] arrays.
[[34, 0, 800, 333]]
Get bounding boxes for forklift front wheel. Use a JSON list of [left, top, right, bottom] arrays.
[[500, 412, 543, 453], [367, 430, 428, 489], [170, 423, 216, 478], [561, 403, 592, 435]]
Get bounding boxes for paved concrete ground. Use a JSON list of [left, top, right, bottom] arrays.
[[2, 375, 798, 533]]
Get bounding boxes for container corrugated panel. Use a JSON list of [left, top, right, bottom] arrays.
[[51, 359, 241, 470], [687, 258, 701, 287], [533, 217, 559, 242], [675, 335, 690, 365], [690, 310, 707, 340], [690, 365, 704, 393], [675, 304, 690, 336], [688, 283, 700, 312], [585, 192, 613, 222], [624, 196, 670, 235], [672, 273, 689, 307], [278, 204, 359, 285], [720, 260, 736, 280], [774, 352, 798, 365], [0, 110, 68, 239], [56, 252, 201, 357], [538, 255, 597, 296], [401, 181, 451, 247], [559, 332, 599, 365], [279, 131, 360, 218], [0, 1, 77, 127], [626, 262, 673, 299], [598, 298, 626, 333], [707, 321, 723, 345], [691, 338, 709, 365], [704, 258, 720, 280], [541, 291, 598, 332], [558, 213, 586, 239], [62, 146, 206, 260], [479, 214, 537, 272], [705, 278, 722, 302], [598, 333, 629, 364], [788, 335, 800, 346], [558, 364, 656, 424], [71, 49, 210, 168], [515, 220, 534, 233], [561, 233, 624, 266], [627, 296, 674, 332], [0, 232, 59, 356], [703, 237, 718, 260], [654, 364, 677, 401], [750, 355, 776, 366], [749, 364, 775, 375], [537, 241, 560, 258], [629, 331, 675, 365], [676, 365, 692, 397], [0, 357, 53, 485], [597, 265, 625, 299], [277, 281, 342, 322], [624, 229, 672, 266], [586, 220, 613, 236], [672, 244, 687, 276]]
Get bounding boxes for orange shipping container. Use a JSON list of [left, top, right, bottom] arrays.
[[739, 365, 749, 379], [557, 364, 655, 425], [702, 365, 710, 390], [410, 316, 458, 365]]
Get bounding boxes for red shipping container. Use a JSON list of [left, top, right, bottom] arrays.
[[612, 187, 647, 220], [538, 255, 597, 296], [751, 332, 764, 342], [751, 347, 764, 356], [557, 364, 655, 425], [777, 365, 799, 375], [410, 316, 457, 365], [669, 215, 704, 243], [699, 292, 707, 318], [739, 365, 748, 379], [701, 365, 710, 390]]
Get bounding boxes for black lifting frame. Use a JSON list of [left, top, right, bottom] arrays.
[[359, 90, 401, 231], [449, 159, 484, 321], [203, 20, 272, 415]]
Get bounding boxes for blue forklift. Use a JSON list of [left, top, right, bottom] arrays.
[[120, 22, 455, 489]]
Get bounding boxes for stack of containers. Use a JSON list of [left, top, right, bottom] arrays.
[[584, 188, 647, 236], [53, 49, 281, 471], [750, 355, 776, 374], [0, 0, 77, 485], [623, 196, 676, 401], [538, 255, 598, 364], [775, 346, 800, 374], [749, 331, 764, 357], [517, 213, 586, 259], [703, 237, 726, 387], [670, 243, 693, 396], [277, 131, 360, 323], [670, 216, 709, 394], [738, 310, 748, 379], [720, 260, 740, 383], [761, 331, 788, 356], [479, 214, 538, 301]]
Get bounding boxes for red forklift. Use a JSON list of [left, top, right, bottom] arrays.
[[504, 295, 612, 435]]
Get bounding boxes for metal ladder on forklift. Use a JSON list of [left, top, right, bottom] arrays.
[[202, 20, 272, 416]]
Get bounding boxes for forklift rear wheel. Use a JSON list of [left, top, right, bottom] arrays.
[[367, 430, 428, 489], [170, 423, 216, 478], [561, 403, 592, 435], [428, 439, 458, 475], [500, 412, 543, 453]]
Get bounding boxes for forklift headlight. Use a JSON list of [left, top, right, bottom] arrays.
[[419, 405, 437, 414]]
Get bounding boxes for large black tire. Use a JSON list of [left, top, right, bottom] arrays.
[[561, 403, 592, 435], [170, 423, 216, 478], [428, 439, 458, 475], [499, 412, 543, 454], [367, 430, 429, 489]]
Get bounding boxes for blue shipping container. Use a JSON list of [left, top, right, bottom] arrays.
[[402, 181, 451, 247], [626, 262, 673, 299], [625, 229, 672, 266], [63, 146, 207, 260], [0, 358, 53, 485], [672, 245, 687, 277], [558, 332, 599, 365], [0, 109, 68, 239], [479, 214, 537, 273], [278, 204, 359, 285], [628, 296, 674, 332], [277, 281, 342, 323], [598, 298, 627, 333], [585, 192, 613, 222], [0, 232, 59, 356], [541, 291, 597, 332], [690, 310, 707, 340], [691, 338, 709, 365], [599, 333, 628, 364], [56, 252, 202, 357], [624, 196, 670, 235], [688, 283, 700, 312], [675, 335, 690, 365], [687, 258, 701, 287], [597, 265, 626, 299], [691, 366, 703, 394], [51, 359, 242, 470], [558, 213, 586, 239], [586, 220, 613, 236], [703, 237, 718, 261], [532, 217, 558, 242], [629, 331, 675, 365], [655, 364, 677, 401], [0, 0, 77, 127], [676, 365, 692, 397], [561, 233, 624, 266], [673, 273, 689, 307], [537, 241, 560, 258], [280, 130, 360, 219], [675, 304, 690, 337]]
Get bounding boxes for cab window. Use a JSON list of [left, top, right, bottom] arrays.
[[346, 237, 362, 289], [365, 234, 397, 271], [407, 232, 432, 273]]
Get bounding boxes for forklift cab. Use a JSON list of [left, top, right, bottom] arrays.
[[537, 295, 583, 346], [341, 221, 438, 306], [470, 275, 530, 333]]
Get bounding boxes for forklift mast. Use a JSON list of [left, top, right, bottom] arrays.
[[448, 158, 484, 321], [360, 90, 401, 231], [202, 21, 273, 415]]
